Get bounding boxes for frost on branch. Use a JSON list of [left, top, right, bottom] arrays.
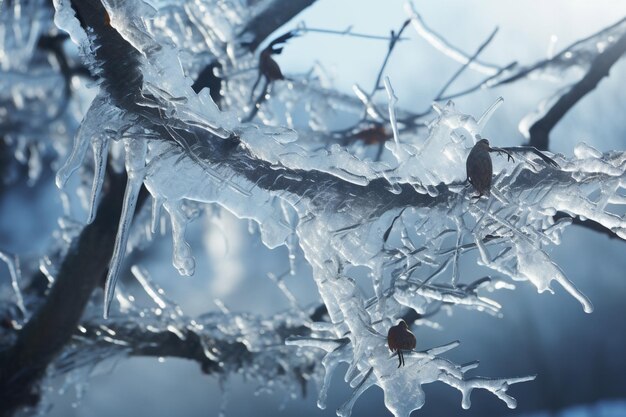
[[15, 0, 624, 415]]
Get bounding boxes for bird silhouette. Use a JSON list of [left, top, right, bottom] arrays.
[[387, 320, 416, 367]]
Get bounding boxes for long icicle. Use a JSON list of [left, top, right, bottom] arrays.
[[103, 137, 147, 318]]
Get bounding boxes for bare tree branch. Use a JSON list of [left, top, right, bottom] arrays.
[[528, 31, 626, 150], [371, 19, 411, 96], [440, 17, 626, 103], [240, 0, 317, 52], [434, 27, 499, 101], [0, 170, 148, 416], [75, 316, 317, 377]]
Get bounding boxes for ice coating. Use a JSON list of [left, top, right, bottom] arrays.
[[33, 0, 626, 415], [404, 1, 501, 76]]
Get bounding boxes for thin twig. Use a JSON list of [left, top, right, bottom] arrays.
[[438, 62, 516, 101], [329, 19, 413, 140], [243, 79, 270, 123], [405, 1, 502, 75], [439, 16, 626, 102], [371, 19, 411, 96], [294, 23, 409, 42], [435, 27, 499, 101]]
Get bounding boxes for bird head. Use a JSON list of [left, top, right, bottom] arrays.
[[477, 138, 490, 148]]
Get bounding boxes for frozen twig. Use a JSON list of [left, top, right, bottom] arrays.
[[371, 19, 411, 96], [294, 22, 409, 42], [434, 26, 499, 101], [440, 16, 626, 101], [404, 1, 502, 75]]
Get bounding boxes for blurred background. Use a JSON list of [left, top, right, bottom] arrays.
[[2, 0, 626, 416]]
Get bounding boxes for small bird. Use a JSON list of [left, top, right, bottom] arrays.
[[244, 31, 296, 122], [466, 138, 513, 198], [259, 48, 284, 82], [387, 319, 416, 368]]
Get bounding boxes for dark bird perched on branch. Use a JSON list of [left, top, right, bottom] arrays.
[[243, 31, 296, 122], [387, 320, 416, 368], [250, 31, 295, 99], [466, 137, 559, 198]]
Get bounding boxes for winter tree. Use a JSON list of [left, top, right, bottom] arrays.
[[1, 0, 625, 416]]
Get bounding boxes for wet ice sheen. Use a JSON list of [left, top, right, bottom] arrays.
[[44, 0, 626, 415]]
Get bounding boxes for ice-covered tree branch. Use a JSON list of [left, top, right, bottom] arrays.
[[438, 17, 626, 101], [42, 1, 626, 416], [528, 31, 626, 150], [0, 169, 148, 417], [3, 1, 626, 416]]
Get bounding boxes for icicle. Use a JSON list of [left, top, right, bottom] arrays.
[[424, 340, 460, 356], [87, 135, 109, 224], [56, 130, 91, 189], [217, 375, 230, 417], [150, 195, 163, 234], [450, 220, 463, 286], [39, 256, 57, 284], [103, 137, 147, 318], [438, 373, 536, 410], [383, 76, 409, 163], [27, 142, 42, 185], [268, 270, 301, 311], [163, 200, 195, 276], [404, 1, 500, 75], [131, 265, 166, 310], [337, 367, 374, 417], [56, 96, 106, 190], [285, 336, 348, 352], [476, 96, 503, 133], [317, 346, 349, 409], [0, 251, 27, 317], [285, 234, 297, 276]]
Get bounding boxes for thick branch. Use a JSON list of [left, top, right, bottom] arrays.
[[528, 32, 626, 150], [240, 0, 317, 52], [0, 172, 127, 415], [76, 314, 318, 375], [440, 18, 626, 102]]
